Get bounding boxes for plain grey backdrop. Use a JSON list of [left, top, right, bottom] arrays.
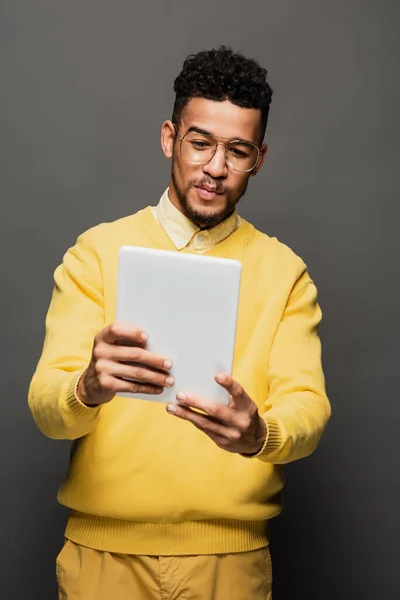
[[1, 0, 398, 598]]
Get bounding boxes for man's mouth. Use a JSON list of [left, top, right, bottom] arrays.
[[196, 184, 221, 193], [194, 184, 224, 200], [195, 186, 223, 200]]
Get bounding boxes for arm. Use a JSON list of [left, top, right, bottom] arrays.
[[28, 231, 105, 440], [29, 230, 175, 440], [256, 271, 331, 463], [165, 270, 331, 464]]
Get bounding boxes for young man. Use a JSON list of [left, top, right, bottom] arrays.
[[29, 47, 331, 599]]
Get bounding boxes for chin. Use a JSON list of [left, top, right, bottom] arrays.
[[189, 200, 226, 216], [184, 197, 234, 229], [189, 188, 227, 212]]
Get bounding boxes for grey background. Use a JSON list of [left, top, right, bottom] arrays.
[[1, 0, 398, 598]]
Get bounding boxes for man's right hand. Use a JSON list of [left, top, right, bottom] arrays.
[[77, 323, 174, 406]]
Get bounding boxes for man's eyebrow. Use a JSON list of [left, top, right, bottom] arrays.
[[187, 126, 213, 136], [186, 126, 254, 145]]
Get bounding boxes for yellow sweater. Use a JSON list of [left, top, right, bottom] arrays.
[[28, 206, 331, 555]]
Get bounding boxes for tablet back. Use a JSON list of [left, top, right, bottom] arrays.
[[116, 246, 242, 405]]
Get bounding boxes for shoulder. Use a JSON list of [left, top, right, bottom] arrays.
[[243, 221, 308, 278], [77, 209, 147, 246], [239, 222, 318, 307], [66, 208, 153, 264], [59, 209, 150, 274]]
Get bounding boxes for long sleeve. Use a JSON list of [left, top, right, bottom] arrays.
[[28, 230, 105, 440], [257, 271, 331, 464]]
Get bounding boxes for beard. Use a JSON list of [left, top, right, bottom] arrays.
[[170, 160, 249, 229]]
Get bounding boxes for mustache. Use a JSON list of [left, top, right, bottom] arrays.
[[190, 177, 228, 195]]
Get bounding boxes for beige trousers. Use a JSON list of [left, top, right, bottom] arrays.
[[56, 539, 273, 599]]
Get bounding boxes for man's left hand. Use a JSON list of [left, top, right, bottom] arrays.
[[166, 373, 267, 455]]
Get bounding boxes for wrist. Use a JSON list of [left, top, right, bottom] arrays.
[[76, 370, 99, 407], [241, 417, 268, 457]]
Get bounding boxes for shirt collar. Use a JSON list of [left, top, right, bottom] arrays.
[[153, 188, 240, 251]]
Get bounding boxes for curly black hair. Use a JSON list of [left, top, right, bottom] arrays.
[[172, 46, 273, 142]]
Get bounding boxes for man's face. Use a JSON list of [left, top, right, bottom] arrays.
[[161, 98, 267, 229]]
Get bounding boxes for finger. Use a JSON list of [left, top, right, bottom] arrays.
[[98, 373, 164, 396], [214, 373, 250, 409], [207, 431, 231, 449], [111, 379, 164, 396], [102, 344, 172, 374], [97, 359, 174, 388], [175, 392, 234, 426], [166, 402, 235, 439], [100, 322, 148, 346]]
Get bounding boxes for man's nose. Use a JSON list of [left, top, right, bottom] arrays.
[[203, 143, 228, 179]]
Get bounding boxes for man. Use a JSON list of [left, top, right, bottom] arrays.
[[29, 46, 331, 599]]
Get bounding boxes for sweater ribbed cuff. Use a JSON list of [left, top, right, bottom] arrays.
[[64, 371, 102, 419], [241, 415, 282, 460]]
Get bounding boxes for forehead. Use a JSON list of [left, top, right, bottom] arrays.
[[181, 98, 262, 142]]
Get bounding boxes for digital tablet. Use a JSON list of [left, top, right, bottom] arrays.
[[116, 246, 242, 405]]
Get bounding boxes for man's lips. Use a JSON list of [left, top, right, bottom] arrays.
[[195, 185, 224, 194], [195, 186, 224, 201]]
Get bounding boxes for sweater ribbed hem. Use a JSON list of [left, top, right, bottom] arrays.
[[65, 511, 269, 555]]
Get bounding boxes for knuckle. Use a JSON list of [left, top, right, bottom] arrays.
[[218, 437, 230, 447], [109, 322, 120, 336], [172, 406, 184, 418], [93, 343, 104, 360], [239, 416, 252, 431], [181, 409, 194, 423], [129, 347, 141, 362], [129, 382, 140, 393], [94, 362, 102, 377], [94, 358, 108, 374], [130, 366, 145, 381], [229, 429, 241, 442], [107, 379, 119, 393], [237, 386, 246, 399], [198, 416, 210, 429], [207, 403, 219, 418], [98, 372, 111, 389]]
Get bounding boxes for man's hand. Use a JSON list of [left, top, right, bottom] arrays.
[[166, 373, 267, 455], [78, 323, 174, 406]]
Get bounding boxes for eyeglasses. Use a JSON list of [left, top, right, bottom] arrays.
[[176, 127, 261, 173]]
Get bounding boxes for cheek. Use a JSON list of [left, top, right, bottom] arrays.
[[173, 152, 197, 183], [230, 173, 250, 193]]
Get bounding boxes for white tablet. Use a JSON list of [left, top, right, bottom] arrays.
[[116, 246, 242, 405]]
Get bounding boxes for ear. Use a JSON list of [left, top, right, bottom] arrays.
[[251, 143, 268, 177], [161, 121, 176, 159]]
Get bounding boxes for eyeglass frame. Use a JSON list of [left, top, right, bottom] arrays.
[[173, 124, 262, 173]]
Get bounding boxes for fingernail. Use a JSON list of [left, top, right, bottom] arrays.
[[216, 373, 225, 383], [141, 332, 148, 341], [163, 360, 172, 369], [166, 403, 177, 413], [165, 376, 175, 386], [176, 392, 186, 402]]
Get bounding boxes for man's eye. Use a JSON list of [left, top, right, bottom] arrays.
[[191, 141, 212, 149], [230, 148, 248, 158]]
